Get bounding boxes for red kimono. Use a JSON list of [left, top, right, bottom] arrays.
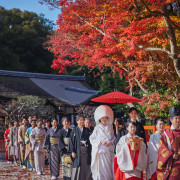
[[4, 128, 12, 161], [156, 128, 180, 180]]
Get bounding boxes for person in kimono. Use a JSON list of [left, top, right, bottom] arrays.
[[68, 115, 92, 180], [146, 118, 165, 180], [30, 119, 46, 175], [10, 119, 19, 166], [58, 117, 72, 180], [4, 121, 14, 163], [25, 119, 36, 170], [90, 105, 116, 180], [116, 107, 146, 145], [44, 119, 52, 132], [156, 106, 180, 180], [27, 115, 32, 128], [18, 116, 28, 168], [116, 121, 147, 180], [115, 107, 147, 179], [43, 118, 60, 180], [85, 118, 94, 134]]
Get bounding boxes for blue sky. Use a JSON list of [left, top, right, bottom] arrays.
[[0, 0, 60, 25]]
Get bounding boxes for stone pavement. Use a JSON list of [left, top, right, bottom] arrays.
[[0, 152, 63, 180]]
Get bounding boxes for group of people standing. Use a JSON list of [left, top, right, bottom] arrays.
[[3, 105, 180, 180]]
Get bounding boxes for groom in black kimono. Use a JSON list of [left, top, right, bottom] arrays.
[[68, 115, 92, 180]]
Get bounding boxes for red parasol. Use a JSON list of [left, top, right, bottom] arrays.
[[91, 90, 141, 103]]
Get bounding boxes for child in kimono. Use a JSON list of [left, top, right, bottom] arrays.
[[10, 119, 19, 166], [30, 119, 46, 175], [43, 118, 60, 180], [146, 119, 165, 180], [90, 105, 116, 180], [116, 121, 147, 180], [25, 119, 36, 170], [58, 117, 72, 180]]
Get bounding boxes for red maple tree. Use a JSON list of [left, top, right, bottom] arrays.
[[41, 0, 180, 119]]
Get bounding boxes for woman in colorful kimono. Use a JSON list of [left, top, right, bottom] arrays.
[[30, 119, 46, 175], [43, 118, 60, 180], [4, 121, 14, 163], [90, 105, 116, 180], [25, 119, 36, 170], [58, 117, 72, 180], [18, 116, 28, 168], [146, 118, 165, 180], [116, 121, 147, 180], [10, 119, 19, 166]]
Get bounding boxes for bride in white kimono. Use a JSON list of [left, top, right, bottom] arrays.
[[146, 119, 165, 180], [90, 105, 116, 180]]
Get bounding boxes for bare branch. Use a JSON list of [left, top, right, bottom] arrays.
[[137, 45, 172, 57], [140, 0, 164, 16], [72, 10, 106, 36], [103, 4, 107, 33], [73, 10, 174, 59]]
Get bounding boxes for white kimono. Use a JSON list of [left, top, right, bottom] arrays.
[[146, 131, 161, 179], [116, 133, 147, 179], [30, 127, 46, 173], [90, 124, 116, 180]]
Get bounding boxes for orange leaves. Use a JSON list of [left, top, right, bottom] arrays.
[[42, 0, 180, 117]]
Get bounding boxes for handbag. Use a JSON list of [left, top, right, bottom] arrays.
[[62, 154, 72, 164]]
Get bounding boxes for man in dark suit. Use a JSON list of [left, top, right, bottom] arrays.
[[116, 107, 147, 146]]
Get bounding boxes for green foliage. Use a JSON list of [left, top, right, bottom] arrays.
[[0, 6, 54, 73], [5, 95, 55, 120]]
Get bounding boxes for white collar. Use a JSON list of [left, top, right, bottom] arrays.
[[127, 133, 135, 138], [171, 125, 176, 129]]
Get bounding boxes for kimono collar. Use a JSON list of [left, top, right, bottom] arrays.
[[155, 130, 162, 138], [52, 127, 57, 132], [127, 133, 135, 138], [63, 128, 68, 132], [78, 126, 84, 132]]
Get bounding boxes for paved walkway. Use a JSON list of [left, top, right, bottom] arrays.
[[0, 152, 62, 180]]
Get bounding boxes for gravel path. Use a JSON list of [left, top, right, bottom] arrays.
[[0, 152, 63, 180]]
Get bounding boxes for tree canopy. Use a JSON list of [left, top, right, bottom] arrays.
[[0, 6, 55, 73], [42, 0, 180, 119]]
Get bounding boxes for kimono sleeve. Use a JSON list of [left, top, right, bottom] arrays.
[[25, 129, 30, 144], [43, 130, 50, 150], [116, 136, 134, 172], [68, 129, 76, 154], [10, 128, 13, 144], [18, 126, 23, 143], [89, 126, 102, 148], [156, 134, 173, 178], [30, 128, 36, 151], [58, 130, 67, 155], [4, 129, 9, 140], [109, 125, 116, 145]]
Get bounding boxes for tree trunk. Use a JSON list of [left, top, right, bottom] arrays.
[[161, 5, 180, 78]]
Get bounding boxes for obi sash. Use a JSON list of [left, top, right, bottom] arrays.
[[35, 135, 44, 141], [50, 137, 58, 145]]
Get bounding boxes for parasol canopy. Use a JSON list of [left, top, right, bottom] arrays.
[[91, 90, 141, 103]]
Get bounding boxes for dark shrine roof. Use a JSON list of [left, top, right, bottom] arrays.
[[0, 70, 100, 106]]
